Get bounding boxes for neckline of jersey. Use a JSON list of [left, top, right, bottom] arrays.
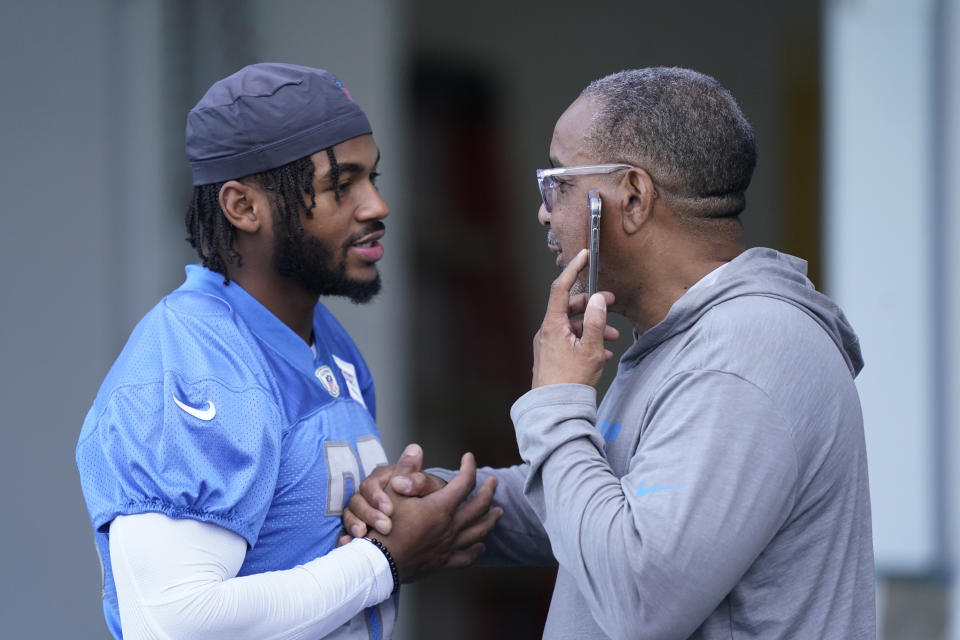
[[182, 265, 330, 378]]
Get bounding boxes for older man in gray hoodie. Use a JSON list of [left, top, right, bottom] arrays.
[[347, 67, 875, 640]]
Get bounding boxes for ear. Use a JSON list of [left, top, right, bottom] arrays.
[[619, 168, 657, 235], [219, 180, 264, 233]]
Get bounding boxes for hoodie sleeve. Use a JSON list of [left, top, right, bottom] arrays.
[[511, 375, 799, 640], [428, 464, 556, 567]]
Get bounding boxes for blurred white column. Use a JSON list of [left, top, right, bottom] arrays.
[[825, 0, 943, 575], [943, 1, 960, 637]]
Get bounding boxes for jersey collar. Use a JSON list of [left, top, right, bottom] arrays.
[[181, 265, 324, 377]]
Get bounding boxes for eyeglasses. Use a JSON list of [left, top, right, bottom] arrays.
[[536, 163, 634, 212]]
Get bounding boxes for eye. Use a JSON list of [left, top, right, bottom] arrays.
[[369, 171, 381, 188]]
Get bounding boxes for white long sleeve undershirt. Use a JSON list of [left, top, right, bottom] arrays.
[[109, 512, 393, 639]]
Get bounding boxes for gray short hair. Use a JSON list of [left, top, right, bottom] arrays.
[[581, 67, 756, 219]]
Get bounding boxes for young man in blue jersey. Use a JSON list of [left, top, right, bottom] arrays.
[[76, 62, 500, 640], [344, 68, 875, 639]]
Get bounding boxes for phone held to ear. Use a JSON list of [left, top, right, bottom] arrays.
[[587, 189, 601, 298]]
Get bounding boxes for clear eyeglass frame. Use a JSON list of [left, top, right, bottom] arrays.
[[536, 163, 635, 212]]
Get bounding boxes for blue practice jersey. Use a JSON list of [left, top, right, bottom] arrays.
[[77, 265, 395, 639]]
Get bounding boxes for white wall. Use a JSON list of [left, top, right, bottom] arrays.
[[0, 2, 139, 635]]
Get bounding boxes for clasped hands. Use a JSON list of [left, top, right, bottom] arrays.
[[339, 443, 501, 584]]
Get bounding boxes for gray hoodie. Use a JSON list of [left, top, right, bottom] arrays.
[[443, 248, 875, 639]]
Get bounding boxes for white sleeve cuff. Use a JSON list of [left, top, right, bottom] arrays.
[[337, 537, 395, 601]]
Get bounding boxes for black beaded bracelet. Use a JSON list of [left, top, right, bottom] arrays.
[[363, 537, 400, 594]]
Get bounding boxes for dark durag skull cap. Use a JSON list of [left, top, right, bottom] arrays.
[[186, 62, 372, 186]]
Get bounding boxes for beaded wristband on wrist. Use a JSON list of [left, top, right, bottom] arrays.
[[363, 537, 400, 594]]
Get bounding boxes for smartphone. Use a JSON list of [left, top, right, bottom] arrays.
[[587, 189, 602, 297]]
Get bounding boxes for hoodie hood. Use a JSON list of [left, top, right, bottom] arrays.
[[621, 247, 864, 376]]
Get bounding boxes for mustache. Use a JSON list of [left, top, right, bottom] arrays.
[[343, 221, 386, 249]]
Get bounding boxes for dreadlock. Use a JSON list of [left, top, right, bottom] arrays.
[[325, 147, 342, 204], [184, 150, 343, 283]]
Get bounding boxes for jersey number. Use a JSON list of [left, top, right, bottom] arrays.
[[324, 435, 388, 516]]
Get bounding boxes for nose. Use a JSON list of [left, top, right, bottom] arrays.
[[358, 185, 389, 221], [538, 201, 550, 227]]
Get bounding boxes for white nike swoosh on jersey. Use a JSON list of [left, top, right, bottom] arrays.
[[172, 394, 216, 421]]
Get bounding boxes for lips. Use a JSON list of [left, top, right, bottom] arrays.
[[548, 245, 564, 267], [349, 228, 385, 263], [546, 231, 562, 265]]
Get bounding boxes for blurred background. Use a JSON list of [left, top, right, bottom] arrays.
[[1, 0, 958, 637]]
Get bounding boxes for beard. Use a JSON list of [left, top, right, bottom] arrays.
[[569, 277, 587, 296], [272, 218, 383, 304]]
